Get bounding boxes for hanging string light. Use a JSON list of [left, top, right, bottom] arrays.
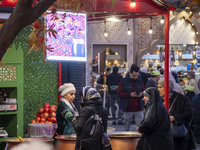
[[160, 16, 164, 24], [126, 19, 131, 35], [149, 18, 153, 34], [104, 20, 108, 37]]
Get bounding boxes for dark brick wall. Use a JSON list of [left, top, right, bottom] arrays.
[[61, 62, 86, 111]]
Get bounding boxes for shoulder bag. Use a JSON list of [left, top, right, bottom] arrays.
[[169, 95, 188, 138]]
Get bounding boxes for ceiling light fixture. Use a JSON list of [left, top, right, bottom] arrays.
[[104, 21, 108, 37], [130, 0, 136, 7], [106, 17, 120, 22]]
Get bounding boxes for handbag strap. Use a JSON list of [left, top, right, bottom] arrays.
[[169, 94, 179, 113]]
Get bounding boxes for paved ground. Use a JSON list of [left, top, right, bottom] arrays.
[[107, 119, 200, 150]]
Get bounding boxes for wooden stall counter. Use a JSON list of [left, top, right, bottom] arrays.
[[108, 131, 141, 150], [55, 135, 76, 150]]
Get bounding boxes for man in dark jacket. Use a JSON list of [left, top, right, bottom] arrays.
[[117, 64, 145, 131], [96, 67, 111, 85], [106, 66, 123, 125]]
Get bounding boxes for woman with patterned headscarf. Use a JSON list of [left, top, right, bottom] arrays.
[[72, 86, 108, 150], [158, 79, 196, 150], [136, 87, 173, 150]]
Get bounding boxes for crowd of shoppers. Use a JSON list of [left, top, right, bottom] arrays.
[[45, 64, 200, 149]]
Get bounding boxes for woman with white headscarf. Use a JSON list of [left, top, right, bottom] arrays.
[[55, 83, 79, 135], [158, 79, 196, 150], [72, 86, 108, 150]]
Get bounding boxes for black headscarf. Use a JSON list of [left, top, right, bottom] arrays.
[[143, 87, 165, 128], [138, 87, 174, 150]]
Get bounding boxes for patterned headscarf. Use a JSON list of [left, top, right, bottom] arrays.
[[187, 70, 196, 79], [158, 78, 174, 98], [80, 86, 101, 102]]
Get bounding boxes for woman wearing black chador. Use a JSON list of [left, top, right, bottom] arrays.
[[136, 87, 174, 150]]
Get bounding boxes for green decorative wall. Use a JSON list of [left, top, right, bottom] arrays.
[[12, 26, 58, 133]]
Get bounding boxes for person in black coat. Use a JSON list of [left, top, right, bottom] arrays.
[[106, 66, 123, 125], [183, 86, 195, 102], [72, 86, 108, 150], [158, 79, 196, 150], [136, 87, 174, 150], [191, 93, 200, 144]]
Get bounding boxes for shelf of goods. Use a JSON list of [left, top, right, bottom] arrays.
[[0, 46, 24, 149]]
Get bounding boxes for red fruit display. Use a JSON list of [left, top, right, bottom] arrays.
[[44, 103, 50, 108], [36, 112, 40, 117], [50, 112, 56, 117], [50, 117, 57, 123], [40, 117, 46, 123], [44, 107, 50, 113], [39, 108, 44, 114], [40, 113, 44, 118], [50, 105, 57, 113], [43, 112, 49, 119], [31, 103, 57, 124], [36, 117, 40, 122], [31, 120, 36, 123]]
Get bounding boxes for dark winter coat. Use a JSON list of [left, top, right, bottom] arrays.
[[185, 91, 195, 102], [191, 93, 200, 125], [72, 101, 108, 150], [136, 87, 174, 150], [56, 101, 75, 135], [146, 79, 158, 89], [169, 91, 196, 150], [106, 72, 122, 95], [139, 71, 151, 88], [96, 73, 104, 85]]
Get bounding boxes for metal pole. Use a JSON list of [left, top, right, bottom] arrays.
[[103, 89, 106, 108]]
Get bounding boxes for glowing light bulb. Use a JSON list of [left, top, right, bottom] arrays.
[[127, 28, 131, 35], [104, 32, 108, 37], [130, 2, 136, 7], [149, 27, 153, 34]]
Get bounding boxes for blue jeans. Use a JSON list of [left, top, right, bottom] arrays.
[[109, 94, 122, 121]]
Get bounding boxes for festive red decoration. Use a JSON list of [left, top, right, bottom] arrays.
[[0, 0, 17, 7]]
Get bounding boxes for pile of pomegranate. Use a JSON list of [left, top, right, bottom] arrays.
[[30, 103, 57, 123]]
